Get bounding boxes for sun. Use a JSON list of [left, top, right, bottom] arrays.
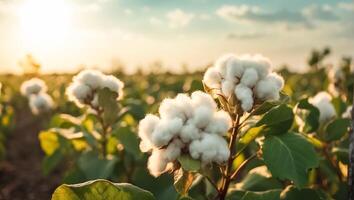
[[17, 0, 73, 49]]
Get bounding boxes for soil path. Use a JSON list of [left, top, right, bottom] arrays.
[[0, 111, 61, 200]]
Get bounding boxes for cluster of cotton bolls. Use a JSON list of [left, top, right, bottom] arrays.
[[203, 54, 284, 112], [309, 92, 336, 123], [138, 91, 231, 177], [20, 78, 54, 115], [66, 69, 124, 108]]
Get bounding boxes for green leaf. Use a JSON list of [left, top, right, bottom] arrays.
[[113, 126, 141, 159], [174, 169, 195, 196], [256, 104, 294, 134], [227, 189, 281, 200], [280, 186, 332, 200], [296, 98, 320, 133], [42, 149, 64, 175], [51, 179, 155, 200], [49, 114, 81, 129], [78, 151, 118, 179], [262, 132, 319, 187], [324, 118, 350, 141], [236, 166, 282, 191], [178, 155, 201, 172], [98, 88, 119, 125], [237, 126, 264, 156]]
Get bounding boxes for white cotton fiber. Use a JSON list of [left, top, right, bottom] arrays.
[[137, 91, 232, 177], [240, 68, 259, 88], [309, 92, 336, 123], [203, 67, 222, 89], [235, 84, 254, 112], [67, 69, 124, 108], [29, 93, 54, 114], [20, 78, 47, 97], [203, 53, 284, 113]]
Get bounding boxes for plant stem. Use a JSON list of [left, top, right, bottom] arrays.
[[230, 154, 257, 180], [218, 114, 240, 200], [97, 108, 109, 158]]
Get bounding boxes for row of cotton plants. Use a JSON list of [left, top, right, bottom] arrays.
[[1, 52, 350, 200]]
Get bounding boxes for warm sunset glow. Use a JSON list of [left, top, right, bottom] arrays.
[[17, 0, 73, 49]]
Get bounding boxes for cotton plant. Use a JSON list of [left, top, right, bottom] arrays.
[[138, 54, 320, 200], [38, 69, 132, 181], [20, 78, 54, 115], [293, 90, 351, 197]]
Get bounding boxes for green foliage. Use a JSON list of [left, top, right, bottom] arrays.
[[262, 132, 319, 187], [177, 155, 201, 172], [296, 98, 320, 133], [227, 189, 281, 200], [324, 118, 350, 141], [256, 104, 294, 134], [51, 179, 155, 200]]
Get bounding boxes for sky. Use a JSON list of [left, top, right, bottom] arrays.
[[0, 0, 353, 74]]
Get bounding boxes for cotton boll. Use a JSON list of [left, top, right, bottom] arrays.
[[138, 114, 160, 152], [221, 80, 235, 98], [203, 67, 222, 89], [66, 82, 93, 106], [151, 118, 183, 147], [175, 93, 194, 119], [159, 98, 187, 121], [342, 106, 352, 118], [91, 94, 99, 108], [235, 84, 254, 112], [189, 134, 229, 164], [205, 111, 232, 136], [21, 78, 47, 97], [101, 75, 124, 98], [191, 106, 213, 128], [251, 54, 272, 78], [191, 91, 217, 110], [29, 93, 54, 114], [180, 122, 201, 142], [165, 139, 184, 161], [147, 149, 169, 177], [225, 57, 244, 81], [309, 92, 336, 123], [240, 68, 259, 88], [214, 54, 234, 77], [74, 69, 104, 89], [254, 73, 284, 101]]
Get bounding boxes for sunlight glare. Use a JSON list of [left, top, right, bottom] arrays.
[[17, 0, 73, 48]]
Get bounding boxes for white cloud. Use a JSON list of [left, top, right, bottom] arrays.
[[199, 14, 211, 20], [338, 2, 354, 11], [302, 4, 338, 21], [216, 5, 260, 21], [149, 17, 163, 25], [124, 8, 133, 15], [166, 9, 194, 28]]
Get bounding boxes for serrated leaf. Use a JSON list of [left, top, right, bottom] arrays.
[[178, 155, 201, 172], [174, 169, 195, 196], [51, 179, 155, 200], [262, 132, 319, 187], [256, 104, 294, 135], [324, 118, 350, 141], [296, 98, 320, 133]]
